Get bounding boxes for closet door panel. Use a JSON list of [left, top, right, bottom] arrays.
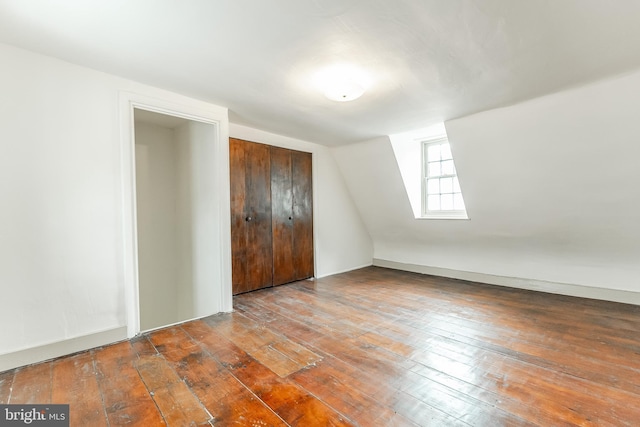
[[292, 151, 314, 280], [230, 138, 273, 295], [229, 138, 249, 293], [245, 142, 273, 291], [270, 147, 295, 286]]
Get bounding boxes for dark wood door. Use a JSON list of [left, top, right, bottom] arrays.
[[291, 150, 314, 281], [271, 147, 314, 285], [270, 147, 295, 285], [230, 138, 273, 294]]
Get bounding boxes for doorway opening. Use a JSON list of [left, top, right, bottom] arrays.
[[132, 108, 221, 332]]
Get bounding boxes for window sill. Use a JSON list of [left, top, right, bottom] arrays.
[[418, 212, 469, 220]]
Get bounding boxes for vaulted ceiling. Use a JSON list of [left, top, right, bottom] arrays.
[[1, 0, 640, 145]]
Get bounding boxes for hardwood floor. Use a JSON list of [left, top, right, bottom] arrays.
[[1, 266, 640, 426]]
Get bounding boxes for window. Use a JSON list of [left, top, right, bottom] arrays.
[[422, 138, 467, 218]]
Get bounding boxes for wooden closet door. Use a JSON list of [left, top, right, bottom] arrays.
[[230, 138, 273, 294], [271, 147, 313, 285], [291, 150, 314, 280], [270, 147, 295, 285]]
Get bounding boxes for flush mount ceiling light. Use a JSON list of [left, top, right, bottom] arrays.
[[324, 79, 365, 102], [313, 64, 371, 102]]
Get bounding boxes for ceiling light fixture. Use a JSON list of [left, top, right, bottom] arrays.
[[313, 64, 370, 102], [324, 80, 365, 102]]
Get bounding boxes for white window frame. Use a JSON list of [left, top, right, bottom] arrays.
[[421, 138, 468, 220]]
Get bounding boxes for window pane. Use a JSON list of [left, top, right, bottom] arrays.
[[453, 177, 461, 193], [441, 177, 453, 193], [428, 144, 441, 161], [428, 195, 440, 211], [454, 193, 465, 210], [423, 139, 466, 217], [427, 178, 440, 194], [440, 143, 452, 160], [441, 160, 454, 176], [441, 193, 454, 210], [427, 161, 441, 177]]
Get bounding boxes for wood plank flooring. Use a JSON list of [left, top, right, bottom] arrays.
[[1, 266, 640, 426]]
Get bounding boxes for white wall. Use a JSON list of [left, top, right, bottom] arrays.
[[229, 124, 373, 278], [175, 123, 193, 322], [135, 123, 180, 330], [334, 69, 640, 302], [0, 42, 229, 371], [174, 121, 221, 320]]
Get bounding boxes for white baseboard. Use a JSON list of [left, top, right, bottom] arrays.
[[315, 263, 374, 279], [0, 326, 128, 372], [373, 258, 640, 306]]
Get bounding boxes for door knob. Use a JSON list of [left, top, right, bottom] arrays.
[[288, 216, 292, 220], [245, 216, 252, 222]]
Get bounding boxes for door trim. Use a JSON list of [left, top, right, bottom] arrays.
[[119, 91, 232, 338]]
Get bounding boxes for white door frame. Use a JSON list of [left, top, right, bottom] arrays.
[[119, 91, 232, 338]]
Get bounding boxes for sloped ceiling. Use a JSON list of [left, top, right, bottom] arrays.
[[333, 69, 640, 291], [1, 0, 640, 145]]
